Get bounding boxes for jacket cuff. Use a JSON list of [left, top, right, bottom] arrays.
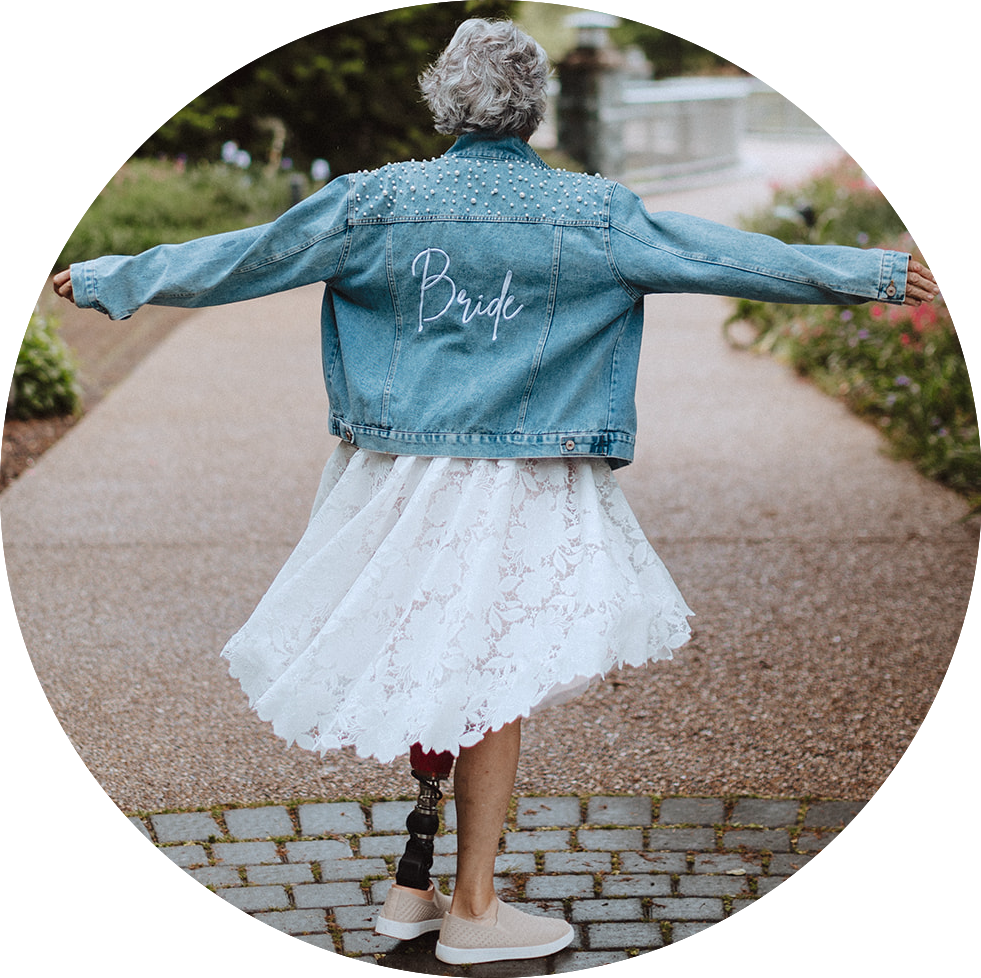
[[70, 261, 128, 319], [878, 250, 909, 304]]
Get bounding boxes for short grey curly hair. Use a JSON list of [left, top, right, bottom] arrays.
[[419, 19, 550, 137]]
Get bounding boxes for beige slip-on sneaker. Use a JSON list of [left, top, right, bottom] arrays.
[[435, 897, 574, 964], [375, 883, 452, 940]]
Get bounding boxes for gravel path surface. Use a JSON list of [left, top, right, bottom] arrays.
[[3, 137, 976, 813]]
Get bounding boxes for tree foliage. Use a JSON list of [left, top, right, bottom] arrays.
[[610, 20, 738, 78], [138, 2, 516, 176]]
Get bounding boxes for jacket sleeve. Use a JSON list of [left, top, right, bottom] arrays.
[[69, 178, 353, 321], [607, 185, 909, 306]]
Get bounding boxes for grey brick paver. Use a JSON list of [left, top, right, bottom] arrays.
[[253, 909, 329, 934], [586, 796, 652, 826], [333, 904, 381, 929], [151, 812, 222, 843], [769, 853, 814, 874], [648, 827, 715, 850], [525, 874, 596, 899], [218, 885, 290, 912], [315, 857, 389, 880], [212, 841, 280, 865], [358, 835, 408, 857], [295, 934, 338, 952], [658, 798, 724, 825], [494, 852, 537, 874], [671, 921, 715, 942], [796, 830, 838, 852], [283, 839, 355, 862], [647, 897, 725, 921], [187, 865, 241, 886], [571, 898, 643, 922], [370, 801, 414, 833], [678, 875, 751, 897], [578, 828, 643, 851], [601, 874, 672, 898], [343, 930, 401, 955], [692, 852, 762, 874], [543, 851, 612, 874], [588, 922, 663, 950], [293, 882, 366, 908], [804, 801, 864, 827], [224, 806, 294, 840], [298, 802, 366, 835], [246, 863, 315, 885], [554, 951, 630, 970], [516, 796, 582, 828], [722, 828, 791, 851], [620, 851, 688, 874], [757, 876, 788, 895], [504, 829, 571, 851], [729, 798, 800, 827], [159, 844, 208, 867]]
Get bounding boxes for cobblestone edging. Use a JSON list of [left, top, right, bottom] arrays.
[[129, 795, 864, 973]]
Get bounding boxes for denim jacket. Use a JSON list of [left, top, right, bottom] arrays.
[[71, 133, 910, 468]]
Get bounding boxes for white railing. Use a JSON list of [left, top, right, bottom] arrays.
[[549, 73, 826, 190]]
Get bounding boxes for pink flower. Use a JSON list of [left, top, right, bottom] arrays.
[[911, 303, 938, 333]]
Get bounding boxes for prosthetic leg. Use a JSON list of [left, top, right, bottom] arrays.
[[394, 742, 454, 889]]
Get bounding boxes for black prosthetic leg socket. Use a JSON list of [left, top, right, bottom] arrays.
[[394, 771, 444, 891], [395, 836, 435, 890]]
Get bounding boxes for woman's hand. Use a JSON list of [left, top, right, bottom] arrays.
[[52, 269, 75, 304], [904, 259, 940, 306]]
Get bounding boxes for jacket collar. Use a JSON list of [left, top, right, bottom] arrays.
[[444, 132, 550, 169]]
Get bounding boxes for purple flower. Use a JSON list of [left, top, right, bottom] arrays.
[[894, 375, 911, 387]]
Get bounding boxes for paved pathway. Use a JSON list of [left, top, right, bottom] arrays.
[[136, 791, 860, 971]]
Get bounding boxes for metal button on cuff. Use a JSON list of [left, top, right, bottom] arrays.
[[885, 280, 897, 298]]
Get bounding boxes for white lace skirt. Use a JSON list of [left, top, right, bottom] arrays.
[[222, 444, 692, 764]]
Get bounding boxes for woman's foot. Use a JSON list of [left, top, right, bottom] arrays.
[[435, 896, 574, 964], [374, 882, 451, 939]]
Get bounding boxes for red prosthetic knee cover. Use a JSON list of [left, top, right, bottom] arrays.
[[409, 742, 454, 779]]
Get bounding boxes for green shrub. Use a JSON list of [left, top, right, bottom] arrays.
[[728, 159, 979, 498], [58, 158, 301, 268], [9, 311, 82, 420]]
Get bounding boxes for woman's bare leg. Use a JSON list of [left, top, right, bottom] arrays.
[[450, 718, 521, 922]]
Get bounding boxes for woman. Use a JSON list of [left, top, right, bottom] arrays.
[[54, 18, 939, 965]]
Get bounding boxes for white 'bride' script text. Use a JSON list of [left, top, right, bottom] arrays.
[[412, 248, 525, 341]]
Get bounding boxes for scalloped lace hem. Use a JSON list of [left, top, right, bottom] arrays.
[[222, 444, 693, 764]]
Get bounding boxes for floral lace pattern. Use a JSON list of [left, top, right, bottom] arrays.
[[222, 445, 692, 763]]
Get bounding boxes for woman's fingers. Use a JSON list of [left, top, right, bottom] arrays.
[[903, 259, 940, 306], [52, 269, 75, 303]]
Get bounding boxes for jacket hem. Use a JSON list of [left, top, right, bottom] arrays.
[[328, 416, 635, 468]]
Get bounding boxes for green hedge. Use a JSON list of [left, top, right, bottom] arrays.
[[728, 158, 979, 498], [58, 158, 302, 268], [9, 311, 81, 420]]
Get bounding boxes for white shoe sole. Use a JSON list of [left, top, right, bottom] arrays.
[[435, 928, 574, 964], [374, 915, 443, 940]]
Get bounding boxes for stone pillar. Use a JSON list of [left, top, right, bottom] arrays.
[[556, 12, 625, 177]]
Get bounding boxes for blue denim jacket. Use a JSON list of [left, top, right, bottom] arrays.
[[71, 133, 909, 468]]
